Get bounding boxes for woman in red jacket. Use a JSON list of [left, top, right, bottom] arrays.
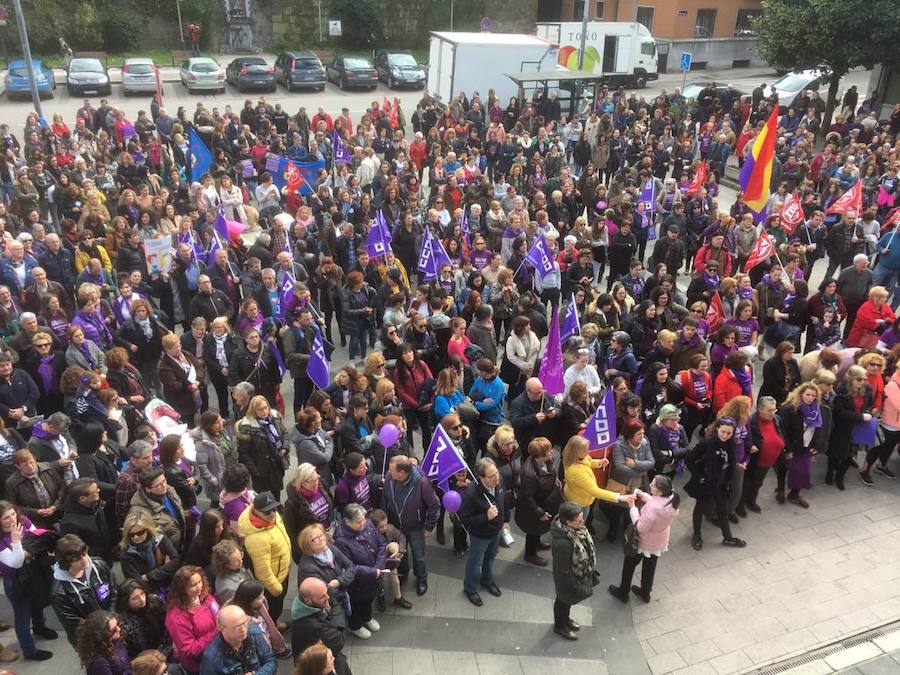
[[393, 344, 435, 455], [713, 351, 753, 414], [847, 286, 896, 348], [680, 353, 713, 442]]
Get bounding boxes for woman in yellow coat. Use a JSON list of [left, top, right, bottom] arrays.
[[238, 491, 293, 621], [563, 436, 633, 521]]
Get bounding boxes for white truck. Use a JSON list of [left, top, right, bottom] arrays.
[[535, 21, 658, 87], [427, 31, 559, 104]]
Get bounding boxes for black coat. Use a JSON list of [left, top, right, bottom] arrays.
[[759, 357, 801, 406], [187, 289, 234, 324], [778, 403, 827, 457], [514, 456, 559, 536], [22, 350, 66, 415], [289, 604, 350, 675], [0, 369, 39, 426], [508, 392, 554, 457], [235, 415, 287, 496], [51, 557, 117, 646], [297, 545, 356, 609], [59, 497, 115, 564], [827, 384, 873, 461], [120, 534, 181, 591], [202, 332, 241, 381], [115, 317, 166, 368], [283, 481, 334, 563], [228, 344, 281, 402], [458, 479, 506, 540], [550, 520, 596, 606]]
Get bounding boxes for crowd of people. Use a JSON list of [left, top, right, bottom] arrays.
[[0, 72, 895, 674]]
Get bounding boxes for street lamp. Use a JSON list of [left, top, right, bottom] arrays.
[[11, 0, 41, 118]]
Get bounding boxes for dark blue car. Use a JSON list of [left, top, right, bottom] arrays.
[[5, 59, 55, 99]]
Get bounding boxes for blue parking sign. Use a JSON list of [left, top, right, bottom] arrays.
[[680, 52, 692, 71]]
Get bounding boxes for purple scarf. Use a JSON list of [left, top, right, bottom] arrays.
[[78, 342, 96, 368], [702, 271, 720, 288], [730, 367, 752, 396], [37, 355, 57, 392], [679, 330, 701, 349], [659, 424, 682, 451], [761, 274, 781, 292], [691, 371, 709, 400], [799, 401, 822, 428], [737, 286, 753, 300]]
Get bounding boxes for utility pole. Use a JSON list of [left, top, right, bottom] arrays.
[[577, 0, 588, 69], [11, 0, 41, 118], [450, 0, 455, 31], [175, 0, 184, 42]]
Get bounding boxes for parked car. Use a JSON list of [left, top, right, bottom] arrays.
[[67, 57, 111, 96], [5, 59, 55, 99], [375, 50, 426, 89], [766, 70, 827, 111], [179, 57, 225, 93], [274, 51, 326, 91], [226, 56, 276, 92], [121, 58, 158, 95], [681, 83, 746, 102], [325, 56, 378, 91]]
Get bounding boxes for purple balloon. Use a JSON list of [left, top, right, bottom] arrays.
[[378, 423, 400, 448], [442, 490, 462, 513]]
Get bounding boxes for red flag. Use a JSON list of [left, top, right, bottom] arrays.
[[826, 181, 862, 215], [284, 160, 304, 194], [880, 207, 900, 236], [706, 291, 725, 334], [780, 192, 804, 236], [686, 161, 708, 197], [744, 230, 777, 271], [389, 98, 399, 129], [382, 96, 391, 118]]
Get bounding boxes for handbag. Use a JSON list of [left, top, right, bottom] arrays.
[[623, 522, 640, 557], [605, 477, 633, 495], [456, 400, 480, 425]]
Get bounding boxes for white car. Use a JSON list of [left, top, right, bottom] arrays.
[[766, 69, 827, 111], [121, 58, 158, 95], [179, 57, 225, 93]]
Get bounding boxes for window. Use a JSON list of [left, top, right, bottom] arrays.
[[640, 42, 655, 56], [573, 1, 584, 22], [734, 9, 762, 36], [695, 9, 717, 37], [594, 1, 604, 19], [635, 6, 654, 31]]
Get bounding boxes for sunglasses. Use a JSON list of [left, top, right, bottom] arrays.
[[35, 343, 51, 348], [451, 424, 464, 430], [128, 529, 147, 539], [690, 309, 704, 314]]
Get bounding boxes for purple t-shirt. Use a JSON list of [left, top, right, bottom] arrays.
[[726, 318, 759, 347], [306, 489, 331, 524], [470, 249, 493, 270]]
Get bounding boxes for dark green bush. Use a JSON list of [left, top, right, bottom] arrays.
[[331, 0, 382, 48]]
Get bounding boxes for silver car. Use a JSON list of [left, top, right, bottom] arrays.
[[179, 57, 225, 93], [122, 58, 159, 95]]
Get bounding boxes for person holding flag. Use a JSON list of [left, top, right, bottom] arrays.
[[874, 209, 900, 309], [280, 307, 319, 413], [459, 457, 507, 607]]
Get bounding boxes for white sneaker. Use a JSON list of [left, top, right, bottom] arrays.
[[501, 528, 515, 547], [365, 618, 381, 632], [350, 627, 371, 639]]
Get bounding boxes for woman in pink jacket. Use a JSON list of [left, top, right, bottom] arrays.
[[607, 474, 680, 603], [164, 565, 219, 674]]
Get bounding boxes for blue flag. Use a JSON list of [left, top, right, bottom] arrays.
[[582, 388, 617, 450], [525, 233, 556, 280], [560, 293, 581, 344], [332, 128, 351, 165], [189, 128, 213, 182], [421, 423, 467, 490], [308, 327, 331, 390]]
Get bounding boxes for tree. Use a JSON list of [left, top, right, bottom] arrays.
[[754, 0, 900, 136]]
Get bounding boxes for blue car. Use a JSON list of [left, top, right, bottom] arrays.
[[5, 59, 56, 99]]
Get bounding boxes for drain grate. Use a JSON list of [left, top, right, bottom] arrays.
[[749, 619, 900, 674]]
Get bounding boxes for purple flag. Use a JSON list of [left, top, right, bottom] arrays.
[[265, 153, 282, 173], [538, 308, 565, 396], [460, 209, 471, 247], [851, 418, 878, 446], [364, 220, 391, 259], [583, 388, 617, 450], [332, 128, 351, 165], [420, 423, 467, 490], [417, 227, 450, 281], [560, 293, 581, 344], [279, 274, 296, 319], [375, 211, 393, 243], [751, 203, 770, 225], [122, 123, 136, 141], [525, 233, 556, 280], [639, 179, 656, 213], [206, 232, 222, 266], [178, 229, 204, 261], [213, 205, 229, 242], [270, 343, 287, 378], [308, 327, 331, 390]]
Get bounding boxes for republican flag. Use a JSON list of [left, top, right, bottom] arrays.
[[525, 233, 556, 280], [560, 293, 581, 344], [686, 161, 708, 197], [331, 128, 350, 165], [278, 274, 295, 320], [639, 179, 656, 212], [744, 230, 776, 272], [538, 308, 565, 396], [706, 290, 725, 334], [751, 202, 770, 225], [308, 327, 331, 390], [421, 423, 467, 490], [582, 388, 617, 450], [739, 106, 779, 213], [189, 128, 213, 182], [780, 192, 804, 236], [382, 97, 391, 118], [825, 181, 862, 215]]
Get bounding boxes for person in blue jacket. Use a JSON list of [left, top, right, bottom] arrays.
[[874, 226, 900, 309], [468, 358, 506, 454], [603, 331, 640, 383], [200, 604, 277, 675]]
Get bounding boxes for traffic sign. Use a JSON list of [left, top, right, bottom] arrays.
[[479, 16, 492, 31], [680, 51, 692, 71]]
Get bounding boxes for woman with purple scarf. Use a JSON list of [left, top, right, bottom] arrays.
[[71, 292, 114, 351], [776, 383, 827, 508], [23, 332, 67, 415], [112, 278, 149, 327], [64, 325, 107, 375]]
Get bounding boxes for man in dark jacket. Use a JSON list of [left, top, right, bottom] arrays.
[[5, 449, 65, 528], [382, 456, 439, 596], [508, 378, 557, 456], [290, 577, 351, 675], [458, 457, 506, 607], [0, 354, 39, 429], [37, 233, 76, 291], [649, 225, 686, 276], [188, 274, 235, 324], [50, 534, 118, 646], [280, 307, 318, 413], [59, 477, 115, 565]]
